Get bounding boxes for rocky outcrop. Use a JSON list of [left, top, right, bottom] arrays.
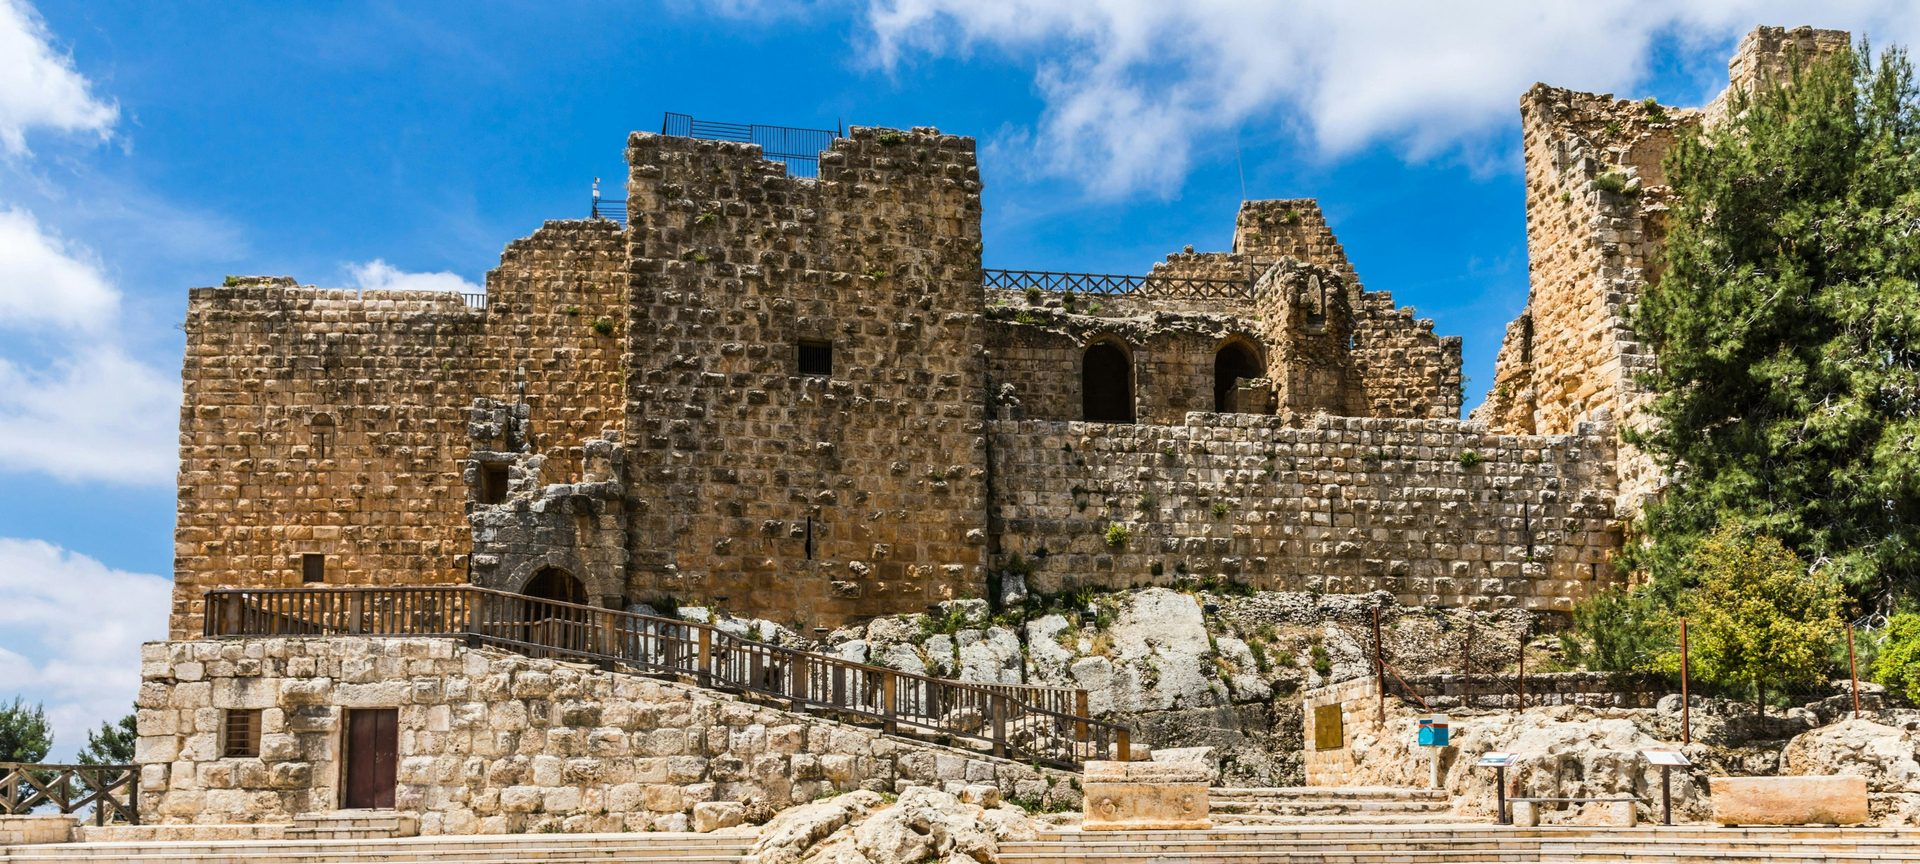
[[744, 788, 1036, 864]]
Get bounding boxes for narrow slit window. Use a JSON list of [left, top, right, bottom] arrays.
[[302, 553, 325, 584], [224, 709, 261, 758], [798, 340, 832, 376], [480, 463, 510, 504]]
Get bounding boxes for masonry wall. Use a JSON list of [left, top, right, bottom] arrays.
[[989, 413, 1621, 612], [134, 637, 1079, 833], [620, 128, 990, 627], [172, 221, 629, 639], [1301, 677, 1381, 787]]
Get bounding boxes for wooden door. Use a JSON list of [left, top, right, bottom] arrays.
[[343, 708, 397, 809]]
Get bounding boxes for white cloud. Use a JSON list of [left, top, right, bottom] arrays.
[[350, 259, 481, 294], [862, 1, 1920, 196], [0, 345, 179, 484], [0, 206, 118, 329], [0, 0, 117, 156], [0, 538, 169, 760]]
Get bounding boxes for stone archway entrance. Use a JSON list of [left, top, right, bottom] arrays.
[[1083, 341, 1135, 423], [522, 566, 588, 606], [1214, 342, 1264, 413]]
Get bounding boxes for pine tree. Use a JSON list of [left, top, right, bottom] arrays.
[[76, 712, 137, 766], [1632, 40, 1920, 605], [0, 697, 53, 764]]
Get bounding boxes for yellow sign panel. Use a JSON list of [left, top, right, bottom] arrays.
[[1313, 703, 1344, 750]]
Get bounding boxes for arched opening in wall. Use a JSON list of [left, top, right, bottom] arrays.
[[1082, 341, 1135, 423], [519, 567, 590, 652], [1214, 342, 1265, 413], [523, 567, 588, 605]]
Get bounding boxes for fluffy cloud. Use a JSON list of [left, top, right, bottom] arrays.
[[862, 0, 1920, 196], [0, 206, 118, 329], [350, 259, 481, 294], [0, 0, 117, 155], [0, 538, 170, 760], [0, 346, 179, 484]]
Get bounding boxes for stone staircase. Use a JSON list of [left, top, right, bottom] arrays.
[[1000, 825, 1920, 864], [285, 811, 419, 841], [0, 832, 752, 864], [1208, 786, 1458, 825]]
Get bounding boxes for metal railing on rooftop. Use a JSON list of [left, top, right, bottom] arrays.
[[983, 268, 1255, 302], [203, 586, 1128, 768], [661, 112, 842, 179]]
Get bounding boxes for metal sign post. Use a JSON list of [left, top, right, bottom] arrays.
[[1419, 715, 1450, 789], [1642, 749, 1691, 826], [1479, 752, 1517, 824]]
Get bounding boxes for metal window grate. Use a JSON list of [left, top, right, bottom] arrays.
[[224, 709, 260, 758], [661, 112, 842, 179]]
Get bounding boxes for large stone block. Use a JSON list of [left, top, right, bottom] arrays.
[[1081, 760, 1211, 831], [1710, 776, 1868, 825]]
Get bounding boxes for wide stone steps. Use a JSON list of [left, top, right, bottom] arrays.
[[1206, 787, 1460, 825], [0, 832, 752, 864], [1001, 826, 1920, 864]]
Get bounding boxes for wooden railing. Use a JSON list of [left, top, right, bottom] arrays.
[[203, 586, 1127, 768], [0, 763, 138, 825]]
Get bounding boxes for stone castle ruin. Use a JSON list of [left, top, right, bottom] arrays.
[[123, 24, 1864, 836]]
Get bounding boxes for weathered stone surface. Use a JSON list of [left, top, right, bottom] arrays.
[[0, 815, 77, 846], [693, 801, 745, 833], [744, 787, 1031, 864], [1711, 776, 1870, 825], [1782, 719, 1920, 792], [1082, 760, 1211, 831]]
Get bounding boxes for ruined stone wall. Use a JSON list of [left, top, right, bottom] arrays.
[[620, 128, 989, 627], [983, 306, 1267, 425], [989, 413, 1621, 612], [173, 221, 630, 639], [133, 637, 1079, 833]]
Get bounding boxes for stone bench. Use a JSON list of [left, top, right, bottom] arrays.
[[1710, 776, 1869, 826], [1082, 760, 1211, 831]]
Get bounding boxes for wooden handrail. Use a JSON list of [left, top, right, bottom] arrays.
[[202, 586, 1127, 768], [0, 763, 138, 825]]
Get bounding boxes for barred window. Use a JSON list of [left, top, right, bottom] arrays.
[[225, 709, 261, 758], [798, 340, 832, 376]]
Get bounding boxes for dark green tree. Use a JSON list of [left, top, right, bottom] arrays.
[[76, 711, 137, 766], [1631, 40, 1920, 605], [0, 697, 53, 764]]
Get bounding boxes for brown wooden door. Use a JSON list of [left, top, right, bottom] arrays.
[[343, 708, 397, 809]]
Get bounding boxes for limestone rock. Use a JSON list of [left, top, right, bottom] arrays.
[[1023, 615, 1074, 685], [742, 790, 883, 864], [877, 642, 928, 677], [1781, 719, 1920, 792], [1103, 588, 1215, 712], [694, 801, 745, 833], [959, 627, 1023, 685], [1212, 636, 1270, 702]]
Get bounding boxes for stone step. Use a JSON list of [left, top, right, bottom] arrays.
[[1210, 800, 1455, 814], [1005, 828, 1920, 864], [0, 833, 752, 864], [1209, 812, 1480, 826], [1209, 787, 1452, 802], [285, 810, 419, 842]]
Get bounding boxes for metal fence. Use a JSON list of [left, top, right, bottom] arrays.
[[660, 112, 842, 179], [983, 268, 1254, 302], [203, 586, 1127, 768]]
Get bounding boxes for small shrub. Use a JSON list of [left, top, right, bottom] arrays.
[[1310, 644, 1332, 677], [1593, 171, 1631, 194], [1014, 311, 1038, 325], [1024, 286, 1043, 305], [1210, 501, 1230, 518], [1137, 494, 1155, 510], [1604, 120, 1623, 136], [1456, 450, 1485, 468], [1360, 449, 1383, 463], [1104, 523, 1131, 547], [590, 318, 615, 336], [1003, 553, 1033, 578], [1642, 96, 1667, 122], [1873, 614, 1920, 704], [866, 267, 888, 278], [696, 211, 718, 225], [1561, 191, 1573, 204], [1087, 302, 1102, 314], [1254, 623, 1278, 642], [1161, 446, 1176, 457], [1247, 639, 1270, 673], [222, 275, 240, 287], [563, 305, 582, 316], [1283, 209, 1301, 225], [1149, 561, 1164, 576], [877, 130, 906, 146]]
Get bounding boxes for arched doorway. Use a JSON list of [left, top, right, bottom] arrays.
[[1214, 342, 1264, 413], [1083, 341, 1134, 423], [522, 567, 588, 605], [519, 567, 590, 656]]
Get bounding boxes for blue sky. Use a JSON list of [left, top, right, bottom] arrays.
[[3, 0, 1918, 757]]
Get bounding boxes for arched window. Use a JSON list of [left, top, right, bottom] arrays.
[[1214, 342, 1265, 413], [1082, 341, 1135, 423], [522, 567, 587, 605]]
